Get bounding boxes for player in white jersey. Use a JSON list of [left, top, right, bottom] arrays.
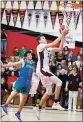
[[34, 25, 69, 120]]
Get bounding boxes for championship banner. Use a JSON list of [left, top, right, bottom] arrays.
[[1, 8, 4, 21], [12, 9, 19, 26], [18, 0, 21, 9], [58, 11, 64, 27], [43, 10, 49, 28], [11, 1, 14, 8], [64, 31, 75, 48], [5, 9, 12, 25], [19, 9, 26, 27], [48, 1, 52, 9], [65, 11, 72, 26], [3, 0, 7, 8], [50, 10, 57, 29], [73, 11, 80, 29], [33, 1, 37, 9], [26, 1, 29, 8], [41, 1, 45, 9], [56, 1, 60, 11], [27, 10, 33, 27], [35, 10, 41, 27]]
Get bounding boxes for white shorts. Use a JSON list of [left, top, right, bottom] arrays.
[[37, 71, 62, 95]]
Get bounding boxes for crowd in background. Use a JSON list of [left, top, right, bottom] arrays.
[[1, 44, 83, 109]]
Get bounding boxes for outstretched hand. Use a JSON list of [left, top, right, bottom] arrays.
[[59, 25, 69, 36], [62, 27, 69, 36]]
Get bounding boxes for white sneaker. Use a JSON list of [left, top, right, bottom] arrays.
[[33, 107, 41, 120], [73, 107, 76, 111], [52, 102, 65, 110], [68, 107, 71, 111]]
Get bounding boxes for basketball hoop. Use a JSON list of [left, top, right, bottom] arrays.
[[60, 2, 82, 11]]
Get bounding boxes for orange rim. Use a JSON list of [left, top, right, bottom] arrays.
[[60, 3, 82, 9], [72, 3, 82, 8]]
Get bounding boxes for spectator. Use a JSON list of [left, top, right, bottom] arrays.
[[1, 29, 8, 57], [68, 65, 73, 76], [72, 62, 77, 67], [66, 56, 72, 66], [77, 48, 83, 60], [60, 60, 68, 70], [7, 71, 17, 90], [79, 65, 82, 78], [69, 50, 76, 62], [59, 69, 69, 108], [19, 46, 27, 57], [49, 55, 56, 74], [64, 46, 70, 59], [65, 66, 82, 111], [75, 55, 81, 71], [12, 47, 19, 56], [1, 68, 8, 80], [1, 77, 9, 104], [1, 54, 7, 63], [57, 51, 65, 62], [58, 64, 63, 73]]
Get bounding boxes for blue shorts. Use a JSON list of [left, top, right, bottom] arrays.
[[12, 77, 31, 94]]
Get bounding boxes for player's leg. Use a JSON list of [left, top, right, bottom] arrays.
[[15, 94, 28, 121], [50, 75, 65, 110], [33, 84, 52, 120], [15, 85, 30, 121], [2, 90, 18, 114]]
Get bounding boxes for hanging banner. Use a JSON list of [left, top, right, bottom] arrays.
[[18, 0, 21, 9], [26, 1, 29, 8], [33, 1, 37, 9], [35, 10, 41, 27], [64, 1, 68, 7], [58, 11, 64, 27], [41, 1, 45, 9], [11, 1, 14, 8], [12, 9, 19, 26], [1, 8, 4, 21], [56, 1, 60, 11], [5, 9, 12, 25], [65, 11, 72, 26], [50, 10, 57, 29], [19, 9, 26, 27], [43, 10, 49, 28], [73, 11, 80, 30], [48, 1, 52, 9], [27, 10, 33, 27], [3, 0, 7, 8]]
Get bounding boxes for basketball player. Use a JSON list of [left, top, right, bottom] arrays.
[[34, 26, 69, 119], [1, 51, 35, 121]]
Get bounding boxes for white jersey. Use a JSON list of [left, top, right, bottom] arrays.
[[36, 44, 62, 87], [36, 44, 54, 75]]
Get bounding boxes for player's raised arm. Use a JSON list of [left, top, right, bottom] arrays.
[[1, 59, 23, 68], [45, 26, 69, 49]]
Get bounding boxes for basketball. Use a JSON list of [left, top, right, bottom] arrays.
[[59, 25, 65, 33]]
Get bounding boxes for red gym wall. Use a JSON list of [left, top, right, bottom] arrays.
[[7, 31, 80, 58]]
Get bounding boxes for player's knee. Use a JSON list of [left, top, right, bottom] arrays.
[[56, 79, 62, 86], [46, 89, 52, 95]]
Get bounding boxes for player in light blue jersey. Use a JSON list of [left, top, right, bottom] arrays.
[[1, 51, 35, 121]]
